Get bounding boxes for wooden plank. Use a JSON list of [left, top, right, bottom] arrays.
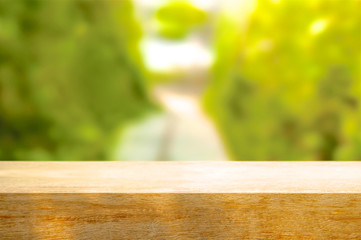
[[0, 162, 360, 239]]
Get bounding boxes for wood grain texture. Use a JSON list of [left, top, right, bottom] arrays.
[[0, 161, 360, 239]]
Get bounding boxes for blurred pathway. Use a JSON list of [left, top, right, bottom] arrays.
[[117, 0, 228, 161], [115, 85, 228, 161]]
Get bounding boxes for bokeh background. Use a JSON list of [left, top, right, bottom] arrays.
[[0, 0, 360, 161]]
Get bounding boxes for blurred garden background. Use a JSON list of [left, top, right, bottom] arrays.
[[0, 0, 360, 161]]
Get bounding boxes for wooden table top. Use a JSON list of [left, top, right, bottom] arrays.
[[1, 161, 360, 193]]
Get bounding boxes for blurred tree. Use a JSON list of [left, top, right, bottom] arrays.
[[204, 0, 360, 160], [0, 0, 153, 160], [155, 1, 207, 40]]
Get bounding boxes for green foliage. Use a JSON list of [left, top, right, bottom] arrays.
[[204, 0, 360, 160], [155, 1, 207, 40], [0, 0, 153, 160]]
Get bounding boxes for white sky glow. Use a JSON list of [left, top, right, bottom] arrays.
[[140, 37, 213, 72]]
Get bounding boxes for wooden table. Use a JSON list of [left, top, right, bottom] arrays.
[[0, 161, 360, 239]]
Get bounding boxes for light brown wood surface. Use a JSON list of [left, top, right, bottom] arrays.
[[0, 161, 360, 239]]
